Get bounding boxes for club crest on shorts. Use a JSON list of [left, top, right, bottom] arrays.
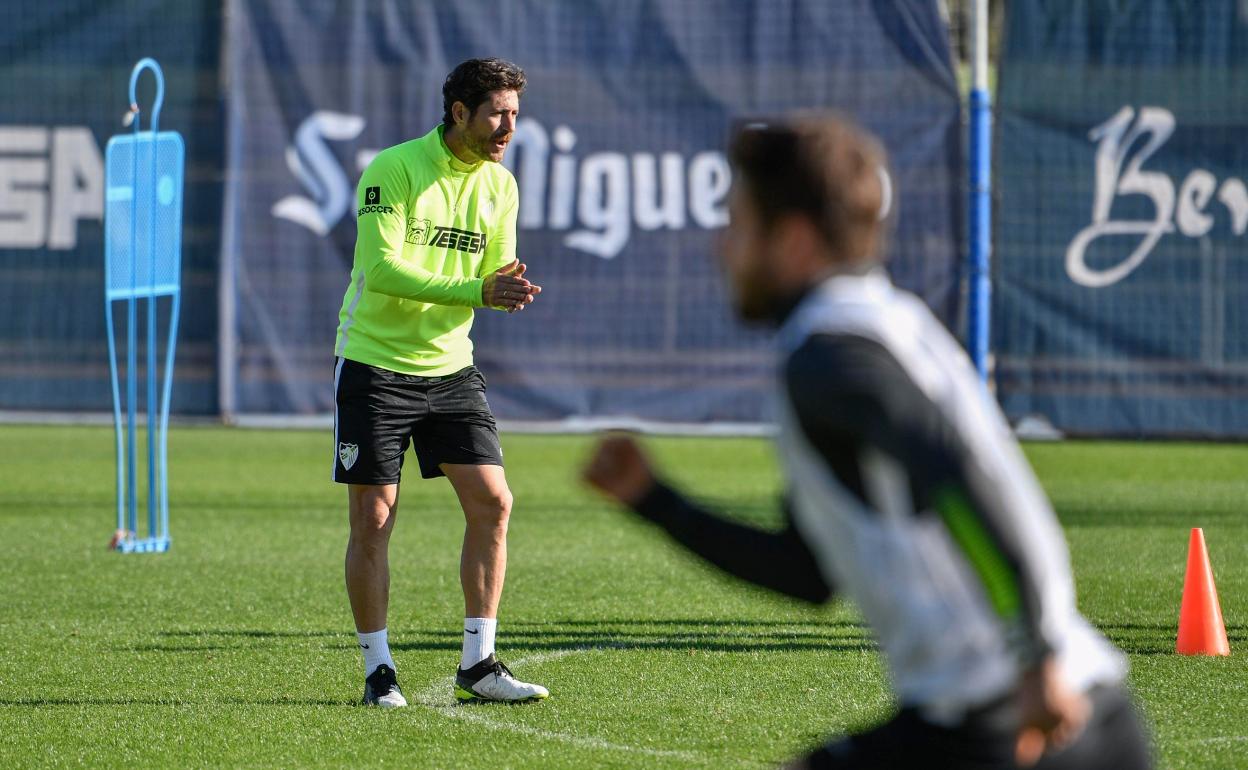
[[338, 442, 359, 470]]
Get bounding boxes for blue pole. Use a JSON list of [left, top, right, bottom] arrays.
[[105, 298, 124, 535], [966, 0, 993, 383], [145, 130, 159, 541], [126, 306, 137, 532], [126, 109, 139, 537], [968, 87, 992, 381], [160, 291, 180, 544]]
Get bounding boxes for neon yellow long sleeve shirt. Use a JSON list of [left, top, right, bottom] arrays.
[[334, 125, 519, 375]]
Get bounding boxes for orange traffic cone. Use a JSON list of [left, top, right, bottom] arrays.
[[1176, 528, 1230, 656]]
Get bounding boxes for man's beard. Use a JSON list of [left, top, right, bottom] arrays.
[[732, 261, 780, 324], [732, 260, 808, 326], [467, 127, 507, 161]]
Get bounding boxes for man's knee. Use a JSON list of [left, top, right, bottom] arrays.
[[349, 485, 398, 542], [464, 487, 512, 533]]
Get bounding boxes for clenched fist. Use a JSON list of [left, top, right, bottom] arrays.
[[582, 434, 658, 507]]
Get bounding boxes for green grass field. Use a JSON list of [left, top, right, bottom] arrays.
[[1, 426, 1246, 768]]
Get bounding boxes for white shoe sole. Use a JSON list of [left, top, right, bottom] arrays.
[[455, 683, 548, 704], [373, 694, 407, 708]]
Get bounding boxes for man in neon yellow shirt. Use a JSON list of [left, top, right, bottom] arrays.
[[332, 58, 547, 707]]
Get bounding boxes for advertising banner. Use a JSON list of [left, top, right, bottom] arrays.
[[222, 0, 963, 421], [995, 0, 1248, 436]]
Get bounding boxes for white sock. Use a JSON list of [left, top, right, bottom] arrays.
[[461, 617, 497, 669], [357, 627, 396, 675]]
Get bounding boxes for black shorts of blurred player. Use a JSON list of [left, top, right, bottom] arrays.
[[798, 683, 1151, 770]]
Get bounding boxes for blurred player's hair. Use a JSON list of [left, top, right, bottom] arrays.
[[729, 115, 887, 266], [442, 58, 527, 126]]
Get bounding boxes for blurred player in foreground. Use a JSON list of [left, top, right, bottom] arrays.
[[333, 58, 547, 708], [584, 115, 1151, 769]]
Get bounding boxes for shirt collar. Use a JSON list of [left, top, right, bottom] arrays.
[[771, 264, 885, 326]]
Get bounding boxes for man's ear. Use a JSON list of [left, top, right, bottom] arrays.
[[452, 101, 468, 126]]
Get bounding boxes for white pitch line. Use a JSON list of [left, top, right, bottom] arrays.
[[413, 646, 707, 762], [1182, 735, 1248, 746]]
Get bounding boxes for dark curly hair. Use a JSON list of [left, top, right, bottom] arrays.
[[442, 58, 527, 127]]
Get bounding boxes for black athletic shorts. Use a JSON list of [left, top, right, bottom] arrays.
[[332, 358, 503, 484], [806, 684, 1151, 770]]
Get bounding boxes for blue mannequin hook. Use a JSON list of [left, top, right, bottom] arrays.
[[127, 57, 165, 133]]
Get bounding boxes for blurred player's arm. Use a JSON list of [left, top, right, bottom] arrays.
[[584, 437, 832, 604], [784, 333, 1055, 666], [637, 484, 832, 603]]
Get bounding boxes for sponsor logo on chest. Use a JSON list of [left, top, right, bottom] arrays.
[[406, 219, 487, 253]]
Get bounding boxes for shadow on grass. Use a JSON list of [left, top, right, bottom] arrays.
[[1096, 621, 1247, 632], [138, 618, 877, 655], [141, 617, 1248, 658], [1056, 507, 1248, 528], [392, 636, 876, 654], [0, 697, 350, 707], [507, 617, 863, 628], [1095, 621, 1248, 655], [159, 629, 339, 638]]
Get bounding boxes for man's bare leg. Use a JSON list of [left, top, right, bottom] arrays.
[[346, 483, 399, 631], [442, 463, 512, 622], [441, 463, 547, 703], [346, 483, 406, 707]]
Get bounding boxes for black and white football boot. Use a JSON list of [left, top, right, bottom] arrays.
[[454, 653, 549, 704], [362, 664, 407, 708]]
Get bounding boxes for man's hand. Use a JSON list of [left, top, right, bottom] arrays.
[[482, 259, 542, 312], [582, 434, 659, 507], [1015, 656, 1091, 766]]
